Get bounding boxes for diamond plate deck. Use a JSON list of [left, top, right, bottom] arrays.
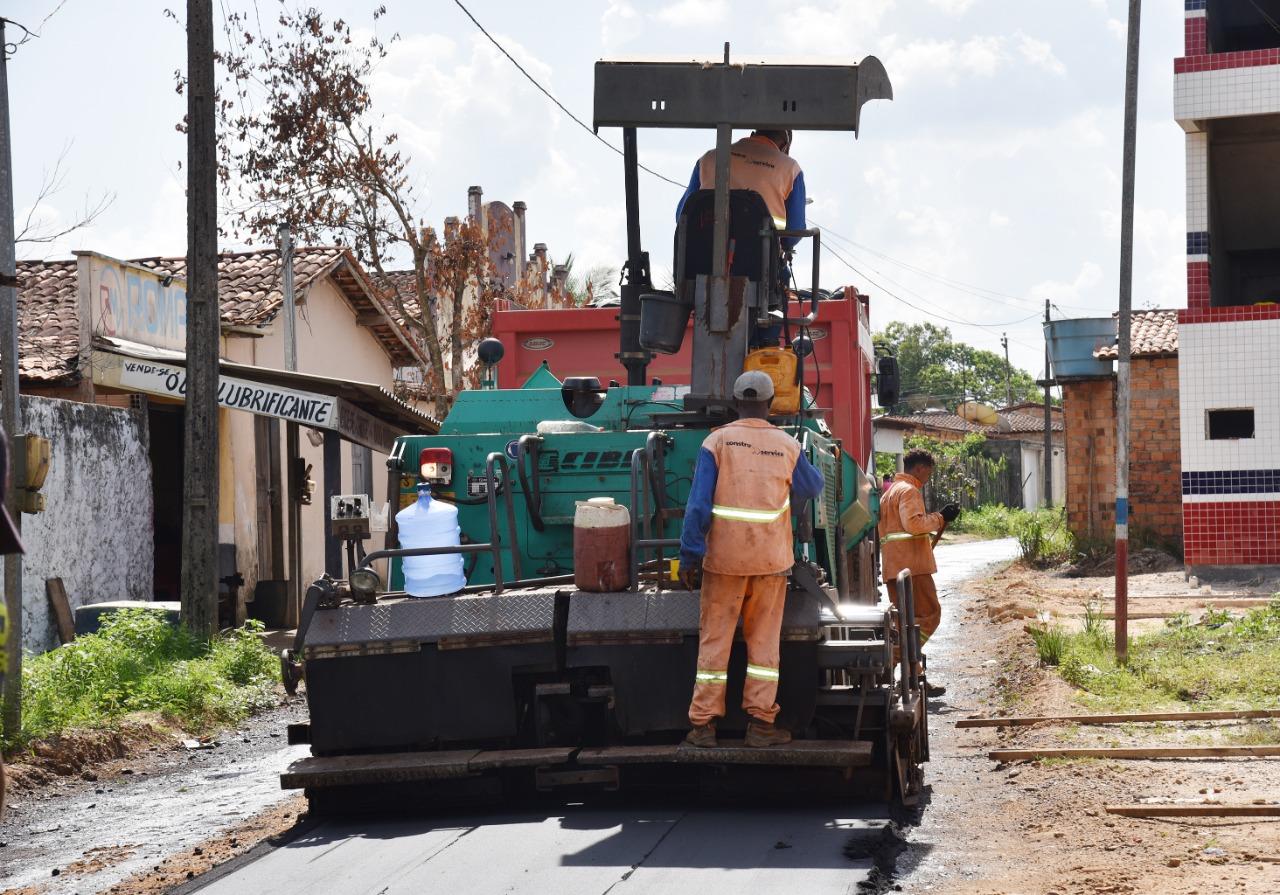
[[567, 588, 822, 637], [303, 589, 559, 649]]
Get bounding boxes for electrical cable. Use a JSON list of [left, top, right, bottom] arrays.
[[451, 0, 686, 189]]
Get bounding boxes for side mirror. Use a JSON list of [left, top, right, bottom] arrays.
[[877, 356, 900, 409]]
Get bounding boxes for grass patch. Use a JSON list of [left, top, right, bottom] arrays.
[[952, 505, 1074, 566], [8, 608, 279, 750], [1040, 599, 1280, 713]]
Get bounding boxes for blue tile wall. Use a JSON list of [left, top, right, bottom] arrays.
[[1186, 231, 1210, 256], [1182, 469, 1280, 495]]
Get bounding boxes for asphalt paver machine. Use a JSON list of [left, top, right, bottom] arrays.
[[280, 49, 931, 810]]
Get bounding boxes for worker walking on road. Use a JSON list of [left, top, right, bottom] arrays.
[[878, 449, 959, 698], [678, 371, 825, 748]]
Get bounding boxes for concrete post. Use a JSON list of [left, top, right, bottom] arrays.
[[513, 201, 527, 281]]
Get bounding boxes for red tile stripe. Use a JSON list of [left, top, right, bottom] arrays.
[[1184, 17, 1206, 57], [1186, 260, 1210, 310], [1178, 304, 1280, 325], [1175, 50, 1280, 73], [1183, 500, 1280, 566]]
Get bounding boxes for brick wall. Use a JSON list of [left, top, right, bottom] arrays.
[[1062, 356, 1183, 548]]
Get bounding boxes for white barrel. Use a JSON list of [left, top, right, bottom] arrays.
[[396, 487, 466, 598]]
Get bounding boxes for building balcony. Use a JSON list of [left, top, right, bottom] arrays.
[[1176, 0, 1280, 129]]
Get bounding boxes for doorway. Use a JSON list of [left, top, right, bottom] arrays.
[[148, 404, 185, 600]]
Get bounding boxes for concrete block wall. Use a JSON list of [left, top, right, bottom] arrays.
[[18, 395, 154, 652]]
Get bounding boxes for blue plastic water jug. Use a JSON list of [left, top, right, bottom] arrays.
[[395, 485, 465, 598]]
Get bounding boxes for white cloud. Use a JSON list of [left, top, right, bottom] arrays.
[[778, 0, 897, 50], [927, 0, 978, 14], [1029, 262, 1106, 306], [989, 210, 1010, 228], [1107, 18, 1128, 40], [653, 0, 728, 27], [886, 35, 1009, 86], [1016, 32, 1066, 76], [601, 0, 640, 49]]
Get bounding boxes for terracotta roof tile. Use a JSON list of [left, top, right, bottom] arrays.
[[875, 408, 1063, 435], [18, 248, 425, 386], [1094, 309, 1178, 359], [17, 259, 80, 383]]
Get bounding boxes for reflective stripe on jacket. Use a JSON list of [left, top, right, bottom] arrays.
[[691, 418, 807, 576], [877, 472, 944, 580]]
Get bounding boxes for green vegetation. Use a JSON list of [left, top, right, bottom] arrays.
[[9, 608, 279, 748], [951, 504, 1075, 565], [1040, 600, 1280, 713], [873, 321, 1043, 412], [1028, 624, 1069, 666]]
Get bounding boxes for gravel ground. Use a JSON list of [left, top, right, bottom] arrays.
[[0, 698, 308, 895]]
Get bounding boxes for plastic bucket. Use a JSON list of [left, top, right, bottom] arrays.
[[639, 291, 692, 355], [1044, 317, 1117, 381]]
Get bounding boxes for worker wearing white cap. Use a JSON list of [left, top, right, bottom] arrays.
[[678, 370, 825, 748]]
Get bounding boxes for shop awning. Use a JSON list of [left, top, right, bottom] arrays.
[[91, 337, 439, 452]]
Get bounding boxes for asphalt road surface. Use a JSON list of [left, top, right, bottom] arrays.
[[194, 538, 1018, 895]]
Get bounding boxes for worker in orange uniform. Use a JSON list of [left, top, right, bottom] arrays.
[[878, 449, 959, 698], [676, 128, 806, 249], [678, 371, 825, 748]]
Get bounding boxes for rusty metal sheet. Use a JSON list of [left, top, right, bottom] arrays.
[[280, 749, 479, 789], [575, 739, 873, 768], [468, 747, 575, 771]]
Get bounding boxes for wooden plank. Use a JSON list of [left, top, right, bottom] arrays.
[[577, 739, 873, 768], [280, 749, 479, 789], [958, 709, 1280, 728], [1106, 804, 1280, 818], [990, 746, 1280, 762], [44, 578, 75, 645]]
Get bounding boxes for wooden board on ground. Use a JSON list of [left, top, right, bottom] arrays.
[[958, 709, 1280, 728], [45, 577, 75, 644], [990, 746, 1280, 762], [1106, 804, 1280, 818]]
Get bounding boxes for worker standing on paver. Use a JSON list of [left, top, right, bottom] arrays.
[[878, 449, 958, 698], [678, 371, 825, 748]]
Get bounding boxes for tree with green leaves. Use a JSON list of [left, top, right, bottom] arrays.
[[873, 322, 1041, 413]]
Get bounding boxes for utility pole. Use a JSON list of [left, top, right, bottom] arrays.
[[180, 0, 219, 638], [1001, 332, 1012, 407], [0, 18, 23, 737], [278, 223, 303, 624], [1042, 301, 1053, 509], [1114, 0, 1142, 664]]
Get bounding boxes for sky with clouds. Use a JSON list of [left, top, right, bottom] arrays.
[[8, 0, 1186, 376]]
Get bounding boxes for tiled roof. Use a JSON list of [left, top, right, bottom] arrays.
[[373, 269, 424, 324], [1093, 309, 1179, 359], [133, 247, 348, 326], [875, 408, 1063, 435], [18, 248, 426, 386], [17, 259, 80, 383]]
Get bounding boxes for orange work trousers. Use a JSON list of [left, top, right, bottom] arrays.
[[889, 572, 941, 662], [688, 570, 787, 727]]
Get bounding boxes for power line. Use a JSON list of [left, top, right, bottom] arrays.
[[451, 0, 685, 189]]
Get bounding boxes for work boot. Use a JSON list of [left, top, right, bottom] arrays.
[[923, 678, 947, 698], [684, 723, 718, 748], [744, 720, 792, 747]]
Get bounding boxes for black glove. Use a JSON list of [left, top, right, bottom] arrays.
[[941, 504, 961, 523], [679, 556, 703, 591]]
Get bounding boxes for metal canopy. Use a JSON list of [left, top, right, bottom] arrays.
[[593, 55, 893, 133]]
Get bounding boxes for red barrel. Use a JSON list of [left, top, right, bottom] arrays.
[[573, 497, 631, 592]]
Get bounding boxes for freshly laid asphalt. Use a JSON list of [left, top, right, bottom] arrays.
[[193, 538, 1019, 895]]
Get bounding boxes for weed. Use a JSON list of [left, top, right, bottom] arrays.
[[11, 608, 279, 749], [1042, 598, 1280, 713], [1029, 625, 1069, 666]]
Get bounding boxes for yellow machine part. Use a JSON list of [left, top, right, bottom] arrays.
[[744, 347, 801, 415]]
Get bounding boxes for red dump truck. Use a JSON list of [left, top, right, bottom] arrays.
[[492, 288, 878, 472]]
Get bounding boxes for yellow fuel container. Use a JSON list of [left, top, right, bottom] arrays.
[[743, 347, 801, 415]]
